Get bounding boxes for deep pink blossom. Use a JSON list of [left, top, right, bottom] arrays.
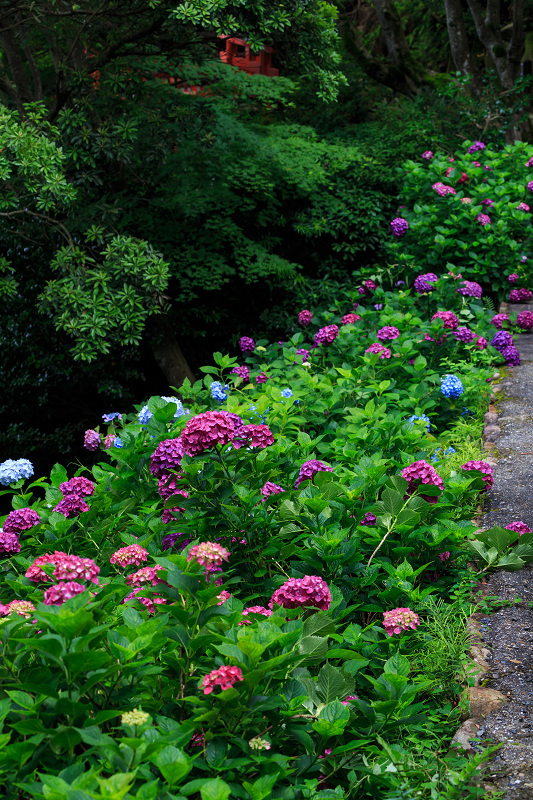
[[233, 424, 274, 450], [298, 310, 312, 326], [365, 343, 391, 359], [491, 313, 509, 329], [269, 575, 331, 611], [261, 481, 284, 500], [51, 553, 100, 584], [110, 544, 149, 568], [474, 336, 488, 349], [505, 521, 532, 537], [401, 460, 443, 503], [508, 274, 519, 283], [60, 477, 95, 497], [516, 310, 533, 330], [83, 429, 100, 451], [202, 665, 244, 694], [314, 325, 339, 346], [126, 565, 165, 588], [0, 531, 20, 554], [341, 313, 361, 325], [54, 495, 90, 518], [3, 600, 35, 618], [461, 460, 494, 489], [187, 542, 229, 568], [431, 311, 459, 330], [295, 460, 333, 489], [231, 365, 250, 383], [256, 372, 268, 384], [123, 588, 167, 614], [3, 508, 41, 535], [377, 326, 400, 341], [360, 513, 377, 526], [239, 336, 255, 353], [383, 607, 420, 636], [43, 581, 86, 605], [181, 412, 236, 456]]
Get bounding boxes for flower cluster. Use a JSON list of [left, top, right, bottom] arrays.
[[123, 589, 167, 614], [314, 325, 339, 346], [3, 507, 41, 535], [516, 310, 533, 330], [383, 607, 420, 636], [0, 531, 21, 555], [102, 412, 122, 423], [453, 326, 476, 343], [187, 541, 230, 568], [162, 532, 190, 551], [83, 429, 100, 451], [413, 273, 438, 293], [54, 495, 90, 518], [457, 281, 483, 298], [468, 140, 485, 153], [422, 151, 433, 159], [126, 565, 165, 588], [491, 313, 509, 329], [298, 310, 312, 326], [509, 288, 533, 302], [60, 476, 95, 497], [0, 458, 33, 486], [365, 342, 391, 359], [360, 512, 376, 526], [110, 544, 149, 568], [150, 437, 185, 477], [441, 374, 464, 399], [202, 665, 244, 694], [341, 313, 360, 325], [390, 218, 408, 237], [401, 460, 444, 503], [432, 182, 456, 196], [249, 737, 271, 751], [295, 460, 333, 488], [269, 575, 331, 611], [235, 424, 275, 449], [121, 709, 150, 726], [210, 381, 229, 402], [502, 345, 521, 365], [26, 551, 99, 583], [476, 213, 491, 226], [407, 414, 430, 431], [474, 336, 488, 349], [461, 460, 494, 489], [505, 521, 531, 537], [480, 198, 494, 207], [241, 606, 272, 619], [431, 311, 459, 330], [231, 365, 250, 383], [517, 202, 530, 212], [256, 372, 268, 384], [490, 330, 514, 352], [261, 481, 284, 500], [377, 326, 400, 341], [43, 581, 86, 606], [508, 274, 519, 283], [239, 336, 255, 353], [2, 600, 35, 618]]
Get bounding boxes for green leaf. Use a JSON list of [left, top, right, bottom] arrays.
[[154, 746, 191, 786], [317, 664, 351, 704], [312, 699, 349, 737], [200, 778, 231, 800], [384, 653, 410, 676]]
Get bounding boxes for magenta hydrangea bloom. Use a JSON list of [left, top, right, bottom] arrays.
[[241, 606, 272, 618], [26, 553, 60, 583], [383, 607, 420, 636], [461, 460, 494, 489], [341, 313, 360, 325], [457, 281, 483, 298], [401, 460, 444, 504], [269, 575, 331, 611], [314, 325, 339, 346], [509, 289, 522, 302], [158, 474, 183, 501], [150, 437, 184, 478], [453, 327, 476, 343], [123, 589, 167, 614], [103, 434, 115, 449], [365, 342, 391, 359], [528, 181, 533, 193], [360, 513, 377, 526], [517, 202, 530, 212], [187, 542, 230, 568], [111, 544, 149, 568], [468, 141, 485, 153], [474, 336, 488, 349], [508, 274, 519, 283], [491, 313, 509, 329], [295, 460, 333, 489], [234, 424, 274, 449], [261, 481, 285, 501], [298, 310, 312, 326], [60, 476, 95, 498], [231, 365, 250, 383], [377, 326, 400, 341], [181, 411, 236, 456], [296, 348, 310, 361], [476, 213, 491, 226], [256, 372, 268, 384], [52, 553, 100, 584], [422, 151, 433, 159], [0, 531, 20, 554], [239, 336, 255, 353], [432, 182, 456, 196], [505, 521, 532, 537], [519, 288, 533, 300], [3, 508, 41, 535], [84, 429, 100, 451], [202, 665, 244, 695], [126, 565, 165, 588], [502, 345, 521, 365], [54, 495, 90, 518], [43, 581, 86, 606], [490, 330, 513, 352], [431, 311, 459, 330], [516, 310, 533, 330], [390, 218, 408, 237], [481, 198, 494, 207], [162, 532, 190, 551]]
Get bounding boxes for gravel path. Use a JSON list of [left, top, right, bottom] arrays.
[[474, 301, 533, 798]]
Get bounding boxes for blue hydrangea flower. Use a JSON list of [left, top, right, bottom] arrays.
[[161, 396, 188, 417], [210, 382, 229, 402], [441, 374, 464, 398], [461, 407, 474, 416], [407, 414, 431, 431], [113, 438, 124, 448], [102, 412, 122, 423], [281, 388, 293, 398], [431, 446, 456, 462], [138, 405, 152, 424], [0, 458, 34, 486]]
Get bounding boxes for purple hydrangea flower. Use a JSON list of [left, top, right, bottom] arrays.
[[3, 508, 41, 535], [54, 495, 90, 519], [401, 460, 444, 504], [0, 531, 20, 554], [377, 326, 400, 341], [390, 218, 408, 237], [457, 281, 483, 298], [84, 429, 100, 451], [508, 274, 519, 283], [239, 336, 255, 353], [490, 331, 514, 352], [314, 325, 339, 346], [298, 310, 312, 326], [502, 345, 521, 365], [432, 182, 456, 196], [528, 181, 533, 193], [231, 365, 250, 383], [360, 513, 376, 526], [516, 310, 533, 330], [491, 313, 509, 328], [414, 273, 438, 293], [261, 481, 285, 501], [295, 460, 333, 489], [476, 213, 491, 226], [480, 198, 494, 207], [422, 151, 433, 159], [453, 327, 476, 343], [468, 141, 485, 153]]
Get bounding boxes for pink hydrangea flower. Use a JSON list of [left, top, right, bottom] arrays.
[[422, 151, 433, 159], [60, 477, 95, 497], [240, 605, 272, 624], [377, 326, 400, 341], [43, 581, 86, 605], [491, 313, 509, 329], [54, 495, 90, 518], [234, 424, 274, 449], [150, 437, 185, 478], [505, 521, 531, 537], [517, 202, 530, 212], [157, 474, 184, 501], [202, 665, 244, 694], [360, 512, 377, 526], [181, 412, 236, 457], [269, 575, 331, 611], [474, 336, 488, 349], [365, 343, 391, 359], [295, 460, 333, 489], [432, 182, 456, 196], [3, 600, 36, 618], [187, 542, 230, 568], [383, 607, 420, 636], [3, 508, 41, 535], [508, 274, 519, 283], [26, 553, 60, 583], [217, 590, 231, 605], [261, 481, 284, 501], [123, 588, 167, 614], [401, 460, 444, 504], [438, 551, 451, 562], [509, 289, 522, 302], [341, 313, 361, 325], [476, 213, 491, 226], [104, 434, 116, 449], [51, 553, 100, 584], [84, 429, 100, 451], [314, 325, 339, 346], [110, 544, 149, 568], [0, 531, 20, 554], [341, 695, 358, 705], [298, 310, 312, 326], [126, 565, 165, 588], [431, 311, 459, 330], [461, 460, 494, 489], [516, 310, 533, 330]]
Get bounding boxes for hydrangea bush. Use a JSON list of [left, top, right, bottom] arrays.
[[0, 274, 524, 799]]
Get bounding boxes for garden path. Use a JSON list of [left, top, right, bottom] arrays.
[[473, 300, 533, 798]]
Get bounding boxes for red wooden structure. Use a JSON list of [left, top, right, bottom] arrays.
[[219, 38, 279, 77]]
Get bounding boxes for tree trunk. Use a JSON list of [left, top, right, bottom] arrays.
[[443, 0, 481, 92], [148, 315, 195, 390]]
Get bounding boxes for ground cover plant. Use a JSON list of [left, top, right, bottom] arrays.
[[1, 273, 531, 799]]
